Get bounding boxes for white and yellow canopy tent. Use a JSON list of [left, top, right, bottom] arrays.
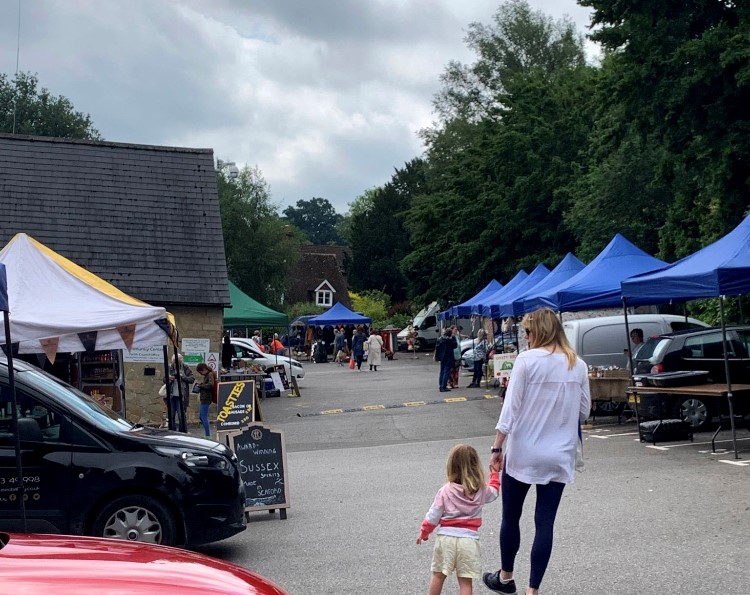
[[0, 233, 173, 360]]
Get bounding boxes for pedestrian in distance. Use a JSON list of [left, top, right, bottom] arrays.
[[449, 325, 463, 389], [467, 329, 488, 388], [334, 328, 348, 366], [367, 328, 384, 371], [269, 333, 285, 355], [417, 444, 501, 595], [435, 329, 457, 392], [195, 363, 217, 438], [163, 353, 194, 432], [484, 308, 591, 595], [351, 325, 366, 371]]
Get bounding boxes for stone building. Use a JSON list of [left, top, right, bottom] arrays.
[[0, 133, 230, 424]]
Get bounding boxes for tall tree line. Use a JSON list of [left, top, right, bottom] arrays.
[[346, 0, 750, 307]]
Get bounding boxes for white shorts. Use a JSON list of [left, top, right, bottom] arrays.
[[430, 534, 481, 579]]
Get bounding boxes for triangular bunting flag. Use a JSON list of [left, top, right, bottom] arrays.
[[117, 324, 136, 352], [40, 337, 60, 364], [0, 342, 19, 357], [154, 318, 179, 346], [78, 331, 98, 354]]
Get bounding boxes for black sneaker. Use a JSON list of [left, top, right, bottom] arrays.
[[482, 571, 517, 594]]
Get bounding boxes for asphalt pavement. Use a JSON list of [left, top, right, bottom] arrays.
[[195, 352, 750, 595]]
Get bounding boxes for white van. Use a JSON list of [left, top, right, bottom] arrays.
[[397, 302, 441, 350], [564, 314, 709, 368]]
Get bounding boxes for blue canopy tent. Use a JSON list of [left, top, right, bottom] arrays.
[[473, 270, 528, 316], [513, 253, 585, 316], [439, 279, 503, 320], [308, 302, 372, 326], [621, 213, 750, 458], [484, 264, 550, 319], [523, 234, 667, 313]]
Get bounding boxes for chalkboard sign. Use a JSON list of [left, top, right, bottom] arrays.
[[228, 424, 289, 518], [216, 380, 256, 431]]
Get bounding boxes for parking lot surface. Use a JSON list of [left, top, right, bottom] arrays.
[[197, 354, 750, 594]]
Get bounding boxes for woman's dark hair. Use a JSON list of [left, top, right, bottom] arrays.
[[196, 362, 210, 373]]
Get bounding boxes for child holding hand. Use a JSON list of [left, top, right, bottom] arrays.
[[417, 444, 501, 595]]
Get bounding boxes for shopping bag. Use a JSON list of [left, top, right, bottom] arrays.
[[575, 423, 584, 472], [348, 357, 355, 369]]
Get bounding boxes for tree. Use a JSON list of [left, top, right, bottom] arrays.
[[401, 2, 593, 305], [347, 160, 425, 302], [431, 0, 586, 124], [0, 71, 100, 139], [282, 197, 343, 244], [218, 166, 301, 307], [581, 0, 750, 258]]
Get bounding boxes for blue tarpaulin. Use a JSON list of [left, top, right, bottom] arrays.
[[440, 279, 503, 319], [523, 234, 667, 313], [484, 264, 550, 318], [513, 253, 585, 316], [308, 302, 372, 326], [472, 270, 528, 316], [621, 214, 750, 303]]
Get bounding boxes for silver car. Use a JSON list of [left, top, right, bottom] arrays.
[[230, 338, 305, 379]]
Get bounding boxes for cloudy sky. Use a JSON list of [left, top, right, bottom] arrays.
[[0, 0, 596, 213]]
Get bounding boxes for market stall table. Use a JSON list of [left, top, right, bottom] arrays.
[[627, 384, 750, 455]]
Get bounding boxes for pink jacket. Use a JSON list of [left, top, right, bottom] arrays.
[[420, 471, 500, 540]]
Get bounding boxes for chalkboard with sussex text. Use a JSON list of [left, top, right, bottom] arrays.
[[227, 424, 289, 519]]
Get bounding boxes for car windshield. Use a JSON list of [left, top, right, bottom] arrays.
[[636, 337, 671, 361], [17, 367, 133, 432]]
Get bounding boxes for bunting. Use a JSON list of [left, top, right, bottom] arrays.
[[40, 337, 59, 364], [77, 331, 98, 354], [117, 324, 136, 352]]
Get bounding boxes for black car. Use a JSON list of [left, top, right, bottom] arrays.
[[633, 326, 750, 430], [0, 358, 246, 546]]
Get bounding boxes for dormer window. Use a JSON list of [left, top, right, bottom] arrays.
[[315, 280, 335, 307]]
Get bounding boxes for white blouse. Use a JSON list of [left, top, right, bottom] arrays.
[[496, 348, 590, 485]]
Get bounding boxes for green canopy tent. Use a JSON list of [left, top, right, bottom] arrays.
[[224, 282, 288, 328]]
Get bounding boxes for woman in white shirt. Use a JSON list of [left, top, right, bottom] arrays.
[[484, 308, 590, 595]]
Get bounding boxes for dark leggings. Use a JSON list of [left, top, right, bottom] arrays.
[[355, 353, 364, 369], [500, 468, 565, 590]]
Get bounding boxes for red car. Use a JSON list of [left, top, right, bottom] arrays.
[[0, 532, 289, 595]]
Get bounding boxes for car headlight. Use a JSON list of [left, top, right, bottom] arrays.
[[154, 446, 230, 471], [291, 361, 303, 368]]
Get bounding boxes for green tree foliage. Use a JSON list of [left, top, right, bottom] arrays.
[[432, 0, 586, 123], [581, 0, 750, 258], [347, 160, 425, 302], [0, 72, 100, 139], [401, 2, 592, 305], [218, 166, 301, 307], [350, 290, 389, 327], [282, 197, 343, 244]]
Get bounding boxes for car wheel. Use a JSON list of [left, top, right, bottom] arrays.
[[416, 338, 427, 351], [674, 396, 712, 431], [91, 495, 177, 546]]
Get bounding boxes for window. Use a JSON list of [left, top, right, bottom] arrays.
[[0, 387, 65, 445], [685, 333, 733, 359], [316, 290, 332, 306]]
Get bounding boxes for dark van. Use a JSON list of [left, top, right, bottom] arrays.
[[0, 357, 246, 546]]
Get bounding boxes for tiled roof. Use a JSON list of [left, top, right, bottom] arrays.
[[286, 252, 351, 307], [300, 244, 350, 269], [0, 133, 229, 307]]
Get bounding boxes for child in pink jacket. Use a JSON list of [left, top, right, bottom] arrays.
[[417, 444, 501, 595]]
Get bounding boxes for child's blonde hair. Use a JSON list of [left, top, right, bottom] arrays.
[[446, 444, 485, 496]]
